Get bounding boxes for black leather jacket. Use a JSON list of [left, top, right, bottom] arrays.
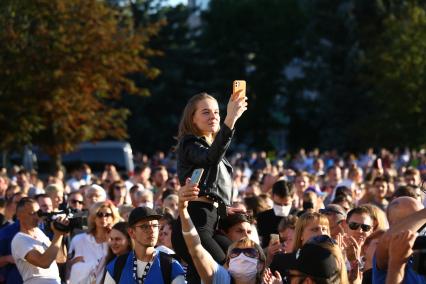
[[177, 124, 234, 206]]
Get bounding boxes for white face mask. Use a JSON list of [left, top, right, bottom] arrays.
[[273, 203, 292, 217], [228, 254, 258, 281]]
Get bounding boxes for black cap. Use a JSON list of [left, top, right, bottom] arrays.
[[128, 206, 162, 226], [288, 235, 339, 278]]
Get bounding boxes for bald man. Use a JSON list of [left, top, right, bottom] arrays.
[[386, 196, 424, 226], [374, 197, 426, 283]]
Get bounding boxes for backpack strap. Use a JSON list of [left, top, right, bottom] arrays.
[[113, 252, 129, 283], [159, 252, 173, 284]]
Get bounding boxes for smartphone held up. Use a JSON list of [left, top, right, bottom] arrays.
[[233, 80, 246, 99], [190, 168, 204, 185], [270, 233, 280, 244]]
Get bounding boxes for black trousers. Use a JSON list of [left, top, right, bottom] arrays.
[[172, 201, 232, 284]]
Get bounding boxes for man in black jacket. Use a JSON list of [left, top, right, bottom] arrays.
[[257, 180, 298, 248]]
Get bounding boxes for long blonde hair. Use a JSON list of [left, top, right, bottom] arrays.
[[292, 212, 330, 252]]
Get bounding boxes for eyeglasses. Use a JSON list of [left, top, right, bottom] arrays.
[[348, 222, 372, 232], [96, 212, 113, 218], [307, 234, 337, 246], [134, 223, 160, 231], [71, 199, 83, 205], [229, 247, 259, 259]]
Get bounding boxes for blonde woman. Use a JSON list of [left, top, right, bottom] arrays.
[[265, 234, 349, 284], [68, 201, 120, 284], [172, 91, 247, 283], [269, 212, 330, 282]]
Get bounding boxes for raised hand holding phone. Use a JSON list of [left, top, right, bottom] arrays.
[[225, 80, 248, 130], [233, 80, 246, 99], [179, 170, 203, 210], [270, 233, 280, 244], [190, 168, 204, 185]]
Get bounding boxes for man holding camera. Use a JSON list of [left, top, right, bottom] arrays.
[[11, 197, 68, 284]]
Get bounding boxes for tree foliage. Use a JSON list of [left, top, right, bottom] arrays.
[[358, 2, 426, 148], [128, 0, 426, 153], [121, 1, 205, 153], [0, 0, 160, 169], [197, 0, 306, 149], [297, 0, 365, 150], [2, 0, 426, 162], [295, 0, 426, 151]]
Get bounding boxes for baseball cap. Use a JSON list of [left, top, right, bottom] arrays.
[[289, 235, 339, 278], [319, 204, 347, 222], [128, 206, 162, 226]]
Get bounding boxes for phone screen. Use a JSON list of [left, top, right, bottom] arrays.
[[190, 168, 204, 184], [270, 233, 280, 243]]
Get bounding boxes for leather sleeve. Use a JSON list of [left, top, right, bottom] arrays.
[[181, 124, 234, 167]]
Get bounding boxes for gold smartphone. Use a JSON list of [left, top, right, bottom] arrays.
[[233, 80, 246, 98]]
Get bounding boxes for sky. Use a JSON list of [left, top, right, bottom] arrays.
[[168, 0, 186, 6]]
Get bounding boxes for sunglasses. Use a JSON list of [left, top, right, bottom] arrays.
[[96, 212, 113, 218], [71, 199, 83, 205], [229, 247, 259, 259], [114, 186, 125, 190], [348, 222, 372, 232]]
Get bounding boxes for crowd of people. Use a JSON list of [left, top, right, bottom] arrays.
[[0, 90, 426, 284]]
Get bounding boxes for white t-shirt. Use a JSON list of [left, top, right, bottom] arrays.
[[69, 233, 109, 284], [11, 228, 60, 284]]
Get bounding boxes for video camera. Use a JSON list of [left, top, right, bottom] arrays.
[[37, 208, 88, 233]]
